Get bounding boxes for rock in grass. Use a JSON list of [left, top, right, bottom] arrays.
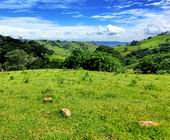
[[43, 96, 53, 103], [61, 108, 71, 117], [139, 121, 160, 127]]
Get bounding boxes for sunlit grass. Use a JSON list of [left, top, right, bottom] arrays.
[[0, 69, 170, 139]]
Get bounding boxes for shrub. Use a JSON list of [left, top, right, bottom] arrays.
[[64, 49, 125, 73], [23, 78, 30, 83], [64, 49, 86, 69], [85, 52, 125, 73], [125, 46, 170, 66], [95, 45, 123, 60], [9, 76, 14, 80], [135, 54, 170, 74], [129, 40, 139, 46]]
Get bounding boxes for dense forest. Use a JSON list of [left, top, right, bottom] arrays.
[[0, 32, 170, 74]]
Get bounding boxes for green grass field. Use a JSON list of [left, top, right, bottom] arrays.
[[0, 69, 170, 140]]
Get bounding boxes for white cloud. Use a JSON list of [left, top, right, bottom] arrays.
[[90, 7, 170, 41], [0, 17, 125, 41], [0, 0, 84, 9], [106, 24, 125, 35], [0, 0, 38, 9], [145, 0, 170, 8], [72, 14, 84, 18], [143, 17, 170, 35], [91, 15, 117, 19], [97, 24, 125, 35], [91, 9, 151, 21], [118, 9, 170, 41], [0, 14, 170, 42]]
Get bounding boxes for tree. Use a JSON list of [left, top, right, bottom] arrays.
[[135, 54, 170, 74], [95, 45, 123, 60], [64, 49, 125, 73], [64, 49, 86, 69], [0, 35, 54, 71], [129, 40, 139, 46], [3, 49, 35, 70], [84, 52, 125, 73]]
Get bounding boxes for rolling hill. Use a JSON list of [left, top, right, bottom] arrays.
[[115, 32, 170, 56], [37, 40, 98, 61], [0, 33, 170, 73]]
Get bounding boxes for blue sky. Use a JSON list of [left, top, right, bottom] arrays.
[[0, 0, 170, 41]]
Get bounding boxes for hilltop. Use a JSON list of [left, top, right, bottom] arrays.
[[115, 32, 170, 55]]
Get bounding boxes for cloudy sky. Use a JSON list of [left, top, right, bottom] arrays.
[[0, 0, 170, 41]]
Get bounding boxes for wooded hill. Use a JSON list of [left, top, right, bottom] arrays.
[[0, 32, 170, 74]]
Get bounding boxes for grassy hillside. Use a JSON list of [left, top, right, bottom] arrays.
[[36, 33, 170, 73], [115, 33, 170, 56], [0, 69, 170, 139], [37, 40, 98, 61], [113, 33, 170, 71]]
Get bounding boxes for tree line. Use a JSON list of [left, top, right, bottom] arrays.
[[0, 35, 170, 74]]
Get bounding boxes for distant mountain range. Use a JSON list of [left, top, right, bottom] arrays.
[[92, 41, 128, 47]]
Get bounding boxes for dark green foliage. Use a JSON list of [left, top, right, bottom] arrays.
[[157, 70, 170, 74], [129, 40, 139, 46], [158, 31, 169, 35], [1, 34, 169, 74], [127, 48, 152, 59], [9, 76, 14, 80], [23, 77, 30, 84], [147, 36, 152, 40], [3, 49, 35, 70], [64, 49, 85, 69], [64, 49, 125, 73], [128, 45, 170, 59], [0, 63, 2, 71], [85, 52, 125, 73], [0, 35, 54, 71], [47, 60, 63, 69], [125, 45, 170, 66], [96, 45, 123, 60], [0, 35, 100, 71], [135, 54, 170, 74], [125, 48, 152, 65], [159, 43, 170, 47]]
